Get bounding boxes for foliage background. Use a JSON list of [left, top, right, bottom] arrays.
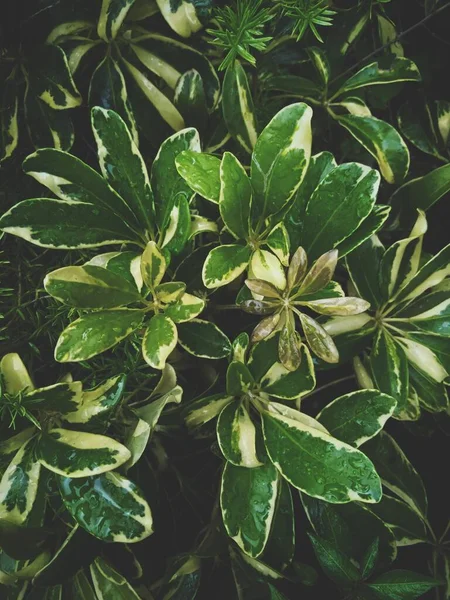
[[1, 0, 450, 598]]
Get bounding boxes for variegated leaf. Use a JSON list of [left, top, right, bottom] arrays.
[[92, 107, 155, 237], [262, 410, 382, 503], [142, 314, 178, 370], [0, 353, 34, 395], [98, 0, 136, 41], [0, 439, 40, 525], [44, 265, 141, 308], [37, 429, 131, 477], [59, 471, 153, 542], [317, 390, 397, 447], [217, 401, 262, 468], [140, 241, 167, 289], [251, 103, 312, 222], [222, 61, 257, 154], [90, 557, 141, 598], [175, 150, 221, 203], [221, 461, 279, 557], [54, 310, 145, 362], [202, 244, 252, 289]]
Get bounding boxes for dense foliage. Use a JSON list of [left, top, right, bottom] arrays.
[[1, 1, 450, 599]]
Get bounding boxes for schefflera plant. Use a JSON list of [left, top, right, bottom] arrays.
[[48, 0, 219, 145], [176, 104, 390, 294], [43, 241, 217, 369], [184, 332, 399, 561], [325, 210, 450, 420], [0, 353, 153, 548], [242, 246, 370, 370], [0, 106, 230, 368]]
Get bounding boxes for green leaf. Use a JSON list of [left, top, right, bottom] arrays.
[[177, 319, 232, 359], [175, 150, 221, 203], [90, 557, 141, 599], [335, 57, 420, 97], [390, 164, 450, 224], [250, 250, 286, 292], [140, 241, 167, 289], [37, 428, 131, 477], [317, 390, 397, 447], [265, 75, 321, 100], [122, 54, 185, 136], [174, 68, 208, 131], [307, 47, 330, 85], [44, 265, 141, 308], [262, 410, 381, 503], [394, 243, 450, 304], [365, 569, 439, 599], [151, 127, 199, 236], [164, 293, 205, 323], [226, 361, 254, 396], [0, 198, 136, 249], [367, 494, 428, 546], [300, 313, 339, 364], [91, 107, 155, 236], [222, 61, 257, 154], [398, 100, 443, 160], [33, 525, 101, 587], [135, 386, 182, 432], [260, 479, 295, 571], [285, 152, 337, 250], [361, 538, 379, 580], [221, 461, 279, 558], [337, 115, 409, 184], [379, 211, 427, 302], [95, 251, 141, 291], [25, 94, 74, 151], [336, 204, 391, 258], [370, 330, 409, 418], [184, 393, 234, 429], [394, 289, 450, 336], [26, 45, 81, 109], [302, 495, 396, 569], [126, 33, 220, 111], [0, 439, 40, 525], [159, 194, 191, 255], [54, 309, 144, 362], [266, 223, 290, 267], [24, 381, 83, 414], [0, 353, 34, 395], [97, 0, 136, 41], [217, 401, 261, 467], [157, 0, 209, 38], [346, 235, 385, 309], [64, 374, 126, 426], [158, 555, 201, 600], [301, 162, 380, 261], [0, 520, 48, 561], [251, 103, 312, 223], [142, 314, 178, 370], [308, 533, 360, 584], [202, 244, 252, 289], [72, 570, 97, 599], [88, 55, 138, 146], [22, 148, 141, 231], [0, 70, 19, 161], [363, 431, 427, 517], [397, 333, 448, 384], [259, 345, 316, 401], [59, 471, 153, 542], [219, 152, 252, 240]]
